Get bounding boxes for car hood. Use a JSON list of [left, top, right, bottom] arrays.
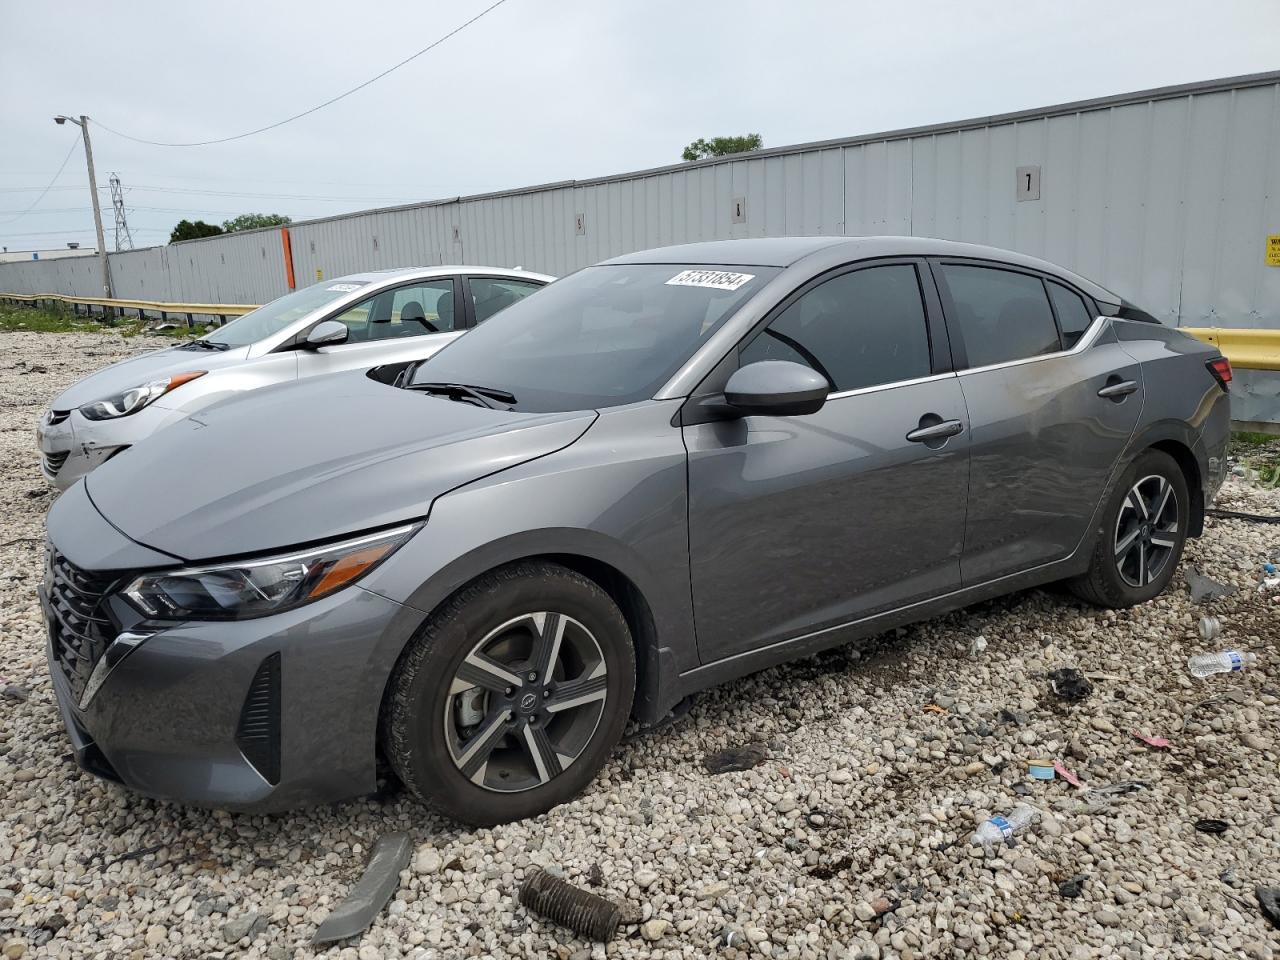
[[50, 342, 252, 410], [85, 372, 597, 562]]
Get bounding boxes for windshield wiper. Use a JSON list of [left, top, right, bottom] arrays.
[[407, 382, 516, 410], [180, 339, 230, 351]]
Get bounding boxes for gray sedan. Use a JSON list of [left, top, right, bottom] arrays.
[[41, 236, 1230, 824]]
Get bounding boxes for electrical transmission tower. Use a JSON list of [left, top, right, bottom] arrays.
[[108, 173, 134, 251]]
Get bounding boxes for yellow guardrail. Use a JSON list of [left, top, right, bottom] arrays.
[[1182, 327, 1280, 372], [1, 292, 260, 317]]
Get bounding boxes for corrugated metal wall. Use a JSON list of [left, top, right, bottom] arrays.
[[3, 71, 1278, 332]]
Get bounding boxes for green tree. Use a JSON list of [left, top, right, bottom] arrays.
[[169, 219, 225, 243], [681, 134, 764, 162], [221, 213, 292, 233]]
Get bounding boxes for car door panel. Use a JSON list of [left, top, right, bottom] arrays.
[[956, 329, 1142, 582], [685, 376, 970, 663]]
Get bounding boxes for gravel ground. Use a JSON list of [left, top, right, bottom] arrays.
[[2, 329, 1279, 960]]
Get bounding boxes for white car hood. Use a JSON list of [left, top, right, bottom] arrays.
[[49, 343, 252, 411]]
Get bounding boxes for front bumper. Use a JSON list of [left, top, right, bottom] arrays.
[[36, 409, 134, 490], [35, 402, 191, 490], [40, 581, 415, 813]]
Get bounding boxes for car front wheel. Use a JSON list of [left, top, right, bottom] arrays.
[[381, 561, 635, 825], [1068, 448, 1189, 608]]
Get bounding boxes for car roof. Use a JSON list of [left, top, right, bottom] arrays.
[[602, 236, 1119, 305], [333, 265, 556, 284]]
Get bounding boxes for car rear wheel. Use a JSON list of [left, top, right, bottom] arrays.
[[381, 561, 635, 825], [1068, 449, 1189, 608]]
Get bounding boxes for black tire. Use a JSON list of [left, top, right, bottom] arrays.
[[381, 561, 635, 826], [1068, 449, 1190, 608]]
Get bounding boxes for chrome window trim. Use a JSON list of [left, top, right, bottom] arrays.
[[825, 370, 957, 401], [955, 315, 1109, 377]]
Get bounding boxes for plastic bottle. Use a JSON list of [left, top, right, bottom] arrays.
[[1188, 650, 1257, 678], [970, 805, 1038, 849]]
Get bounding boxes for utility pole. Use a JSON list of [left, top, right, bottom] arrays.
[[53, 115, 113, 300], [109, 174, 134, 251]]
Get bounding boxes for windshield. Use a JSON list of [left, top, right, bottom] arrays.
[[203, 280, 371, 347], [409, 263, 778, 411]]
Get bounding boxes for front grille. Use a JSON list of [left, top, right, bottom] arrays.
[[46, 409, 71, 426], [47, 550, 118, 704], [42, 450, 70, 475], [236, 654, 281, 784]]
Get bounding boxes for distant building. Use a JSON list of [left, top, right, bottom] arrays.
[[0, 245, 97, 264]]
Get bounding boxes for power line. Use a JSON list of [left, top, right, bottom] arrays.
[[92, 0, 513, 148], [0, 140, 80, 226]]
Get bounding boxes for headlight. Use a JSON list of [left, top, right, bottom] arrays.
[[123, 525, 416, 620], [79, 370, 207, 420]]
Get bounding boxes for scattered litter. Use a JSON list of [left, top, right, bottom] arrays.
[[1027, 758, 1055, 780], [1186, 569, 1237, 603], [971, 805, 1038, 851], [1053, 761, 1082, 787], [1059, 875, 1088, 899], [1199, 615, 1223, 641], [716, 927, 745, 948], [1048, 667, 1092, 702], [1188, 650, 1257, 678], [2, 685, 29, 702], [1257, 887, 1280, 930], [923, 703, 948, 715], [1132, 731, 1171, 749], [809, 854, 853, 879], [1193, 819, 1229, 835], [968, 634, 987, 658], [311, 832, 411, 945], [1084, 781, 1148, 803], [518, 867, 623, 942], [703, 742, 769, 774]]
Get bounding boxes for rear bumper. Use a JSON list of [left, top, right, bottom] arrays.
[[41, 582, 415, 813]]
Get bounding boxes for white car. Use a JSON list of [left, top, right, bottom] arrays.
[[36, 266, 553, 489]]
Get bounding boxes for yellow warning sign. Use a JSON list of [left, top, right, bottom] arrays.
[[1268, 234, 1280, 267]]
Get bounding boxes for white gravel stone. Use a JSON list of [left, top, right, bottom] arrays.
[[1, 329, 1278, 959]]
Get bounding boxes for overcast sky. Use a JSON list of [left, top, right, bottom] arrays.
[[1, 0, 1276, 252]]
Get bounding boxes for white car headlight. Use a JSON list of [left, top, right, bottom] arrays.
[[123, 525, 417, 620], [79, 370, 207, 421]]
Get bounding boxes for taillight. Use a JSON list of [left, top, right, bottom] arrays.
[[1206, 357, 1232, 391]]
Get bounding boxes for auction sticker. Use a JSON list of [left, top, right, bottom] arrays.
[[326, 283, 362, 292], [665, 269, 755, 291]]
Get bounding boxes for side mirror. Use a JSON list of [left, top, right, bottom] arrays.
[[304, 320, 349, 349], [724, 360, 829, 417]]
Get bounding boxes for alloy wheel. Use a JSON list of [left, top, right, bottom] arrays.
[[443, 612, 608, 793], [1113, 474, 1179, 588]]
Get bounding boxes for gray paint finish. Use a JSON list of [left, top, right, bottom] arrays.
[[41, 238, 1231, 814]]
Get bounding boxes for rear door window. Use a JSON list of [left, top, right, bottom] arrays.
[[1046, 281, 1095, 348], [939, 264, 1061, 368], [469, 277, 545, 324], [739, 264, 932, 392]]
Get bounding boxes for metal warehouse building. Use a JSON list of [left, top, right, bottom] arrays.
[[2, 70, 1278, 414]]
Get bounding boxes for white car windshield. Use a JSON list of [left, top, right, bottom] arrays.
[[204, 280, 371, 347]]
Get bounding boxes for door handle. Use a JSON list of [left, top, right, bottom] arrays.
[[1097, 379, 1138, 400], [906, 419, 964, 443]]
